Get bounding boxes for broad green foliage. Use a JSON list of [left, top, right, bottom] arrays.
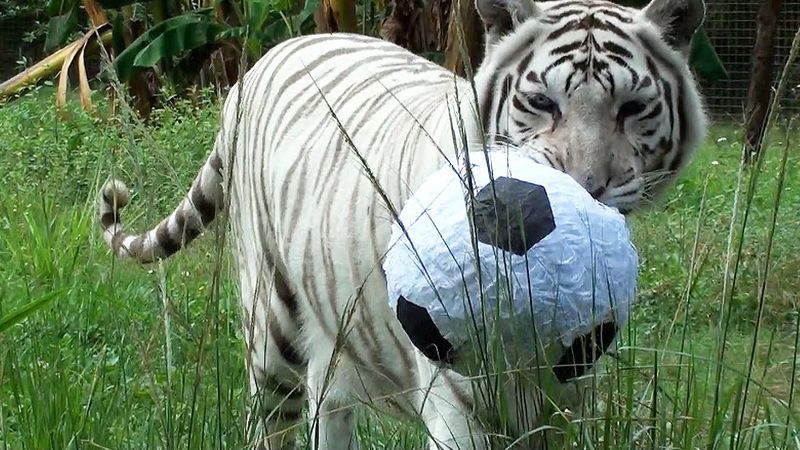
[[132, 20, 228, 69], [44, 1, 80, 51], [113, 11, 217, 82], [35, 0, 320, 90], [111, 0, 320, 82], [35, 0, 727, 87]]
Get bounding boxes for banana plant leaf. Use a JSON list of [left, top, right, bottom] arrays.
[[46, 0, 76, 16], [131, 21, 228, 68], [246, 0, 276, 31], [111, 12, 127, 55], [113, 11, 219, 82], [45, 6, 79, 51], [295, 0, 321, 34], [219, 0, 320, 49]]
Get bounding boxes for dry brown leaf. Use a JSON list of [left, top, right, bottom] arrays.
[[56, 37, 87, 115], [56, 24, 110, 116], [77, 43, 93, 112]]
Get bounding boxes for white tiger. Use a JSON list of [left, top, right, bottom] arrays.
[[98, 0, 707, 448]]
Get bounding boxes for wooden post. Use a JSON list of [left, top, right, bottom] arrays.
[[744, 0, 783, 162]]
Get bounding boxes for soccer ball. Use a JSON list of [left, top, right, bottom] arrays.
[[383, 149, 638, 378]]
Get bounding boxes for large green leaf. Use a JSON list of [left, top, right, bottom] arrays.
[[246, 0, 273, 31], [219, 0, 320, 53], [690, 28, 728, 81], [113, 12, 217, 82], [46, 0, 77, 16], [291, 0, 321, 37], [45, 0, 60, 16], [111, 12, 127, 55], [44, 7, 79, 51], [132, 21, 228, 68], [0, 290, 65, 335]]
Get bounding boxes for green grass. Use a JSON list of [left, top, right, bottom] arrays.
[[0, 87, 798, 449]]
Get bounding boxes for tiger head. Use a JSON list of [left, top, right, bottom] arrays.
[[472, 0, 708, 213]]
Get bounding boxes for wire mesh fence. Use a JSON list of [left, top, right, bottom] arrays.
[[0, 14, 45, 82], [702, 0, 800, 120]]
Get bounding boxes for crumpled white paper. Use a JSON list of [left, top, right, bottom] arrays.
[[383, 149, 639, 350]]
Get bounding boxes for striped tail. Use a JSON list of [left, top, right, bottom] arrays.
[[98, 150, 225, 264]]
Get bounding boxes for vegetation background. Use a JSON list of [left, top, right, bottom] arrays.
[[0, 0, 798, 448]]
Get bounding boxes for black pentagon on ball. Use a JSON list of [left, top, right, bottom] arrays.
[[552, 321, 618, 383], [472, 177, 556, 256], [396, 296, 455, 364]]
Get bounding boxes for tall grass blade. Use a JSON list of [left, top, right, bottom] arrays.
[[0, 290, 65, 334]]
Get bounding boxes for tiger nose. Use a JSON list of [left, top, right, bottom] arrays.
[[565, 163, 611, 200], [571, 173, 606, 199], [589, 186, 606, 199]]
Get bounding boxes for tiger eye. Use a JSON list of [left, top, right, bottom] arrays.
[[529, 93, 558, 112], [618, 100, 647, 119]]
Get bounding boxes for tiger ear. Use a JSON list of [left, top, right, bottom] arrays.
[[476, 0, 541, 46], [643, 0, 705, 53]]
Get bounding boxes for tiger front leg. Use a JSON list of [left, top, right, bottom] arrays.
[[414, 355, 489, 450]]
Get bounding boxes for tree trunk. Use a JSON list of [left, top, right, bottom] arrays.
[[380, 0, 447, 55], [81, 0, 109, 27], [443, 0, 483, 77], [120, 5, 157, 118], [315, 0, 358, 33], [744, 0, 783, 162]]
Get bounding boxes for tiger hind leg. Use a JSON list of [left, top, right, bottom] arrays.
[[241, 271, 308, 450]]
